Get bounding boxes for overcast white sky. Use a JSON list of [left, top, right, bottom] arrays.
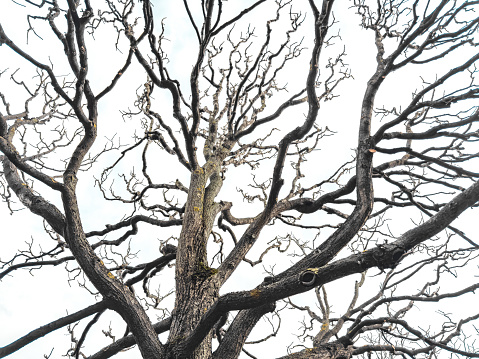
[[1, 1, 478, 358]]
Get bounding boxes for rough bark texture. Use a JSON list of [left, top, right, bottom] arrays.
[[277, 345, 353, 359]]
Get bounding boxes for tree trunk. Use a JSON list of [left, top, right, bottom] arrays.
[[168, 166, 223, 358]]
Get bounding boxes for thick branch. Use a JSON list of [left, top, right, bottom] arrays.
[[0, 301, 107, 357], [87, 317, 172, 359], [212, 303, 275, 359]]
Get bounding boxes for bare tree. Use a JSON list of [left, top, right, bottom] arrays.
[[1, 0, 479, 358]]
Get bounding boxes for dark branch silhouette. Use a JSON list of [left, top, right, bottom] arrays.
[[1, 0, 479, 358]]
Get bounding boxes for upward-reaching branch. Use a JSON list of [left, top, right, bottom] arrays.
[[1, 1, 479, 359]]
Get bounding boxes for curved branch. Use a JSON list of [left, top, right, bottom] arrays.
[[212, 303, 276, 359], [2, 159, 65, 235], [211, 0, 267, 37], [0, 301, 107, 357], [85, 215, 182, 238], [86, 317, 172, 359]]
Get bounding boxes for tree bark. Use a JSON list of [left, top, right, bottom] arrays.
[[168, 165, 223, 358], [277, 344, 353, 359]]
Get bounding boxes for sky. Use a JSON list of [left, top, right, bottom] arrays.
[[1, 0, 478, 358]]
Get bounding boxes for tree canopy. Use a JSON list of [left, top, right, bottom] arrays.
[[1, 0, 479, 358]]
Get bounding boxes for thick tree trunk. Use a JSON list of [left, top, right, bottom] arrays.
[[168, 166, 223, 358]]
